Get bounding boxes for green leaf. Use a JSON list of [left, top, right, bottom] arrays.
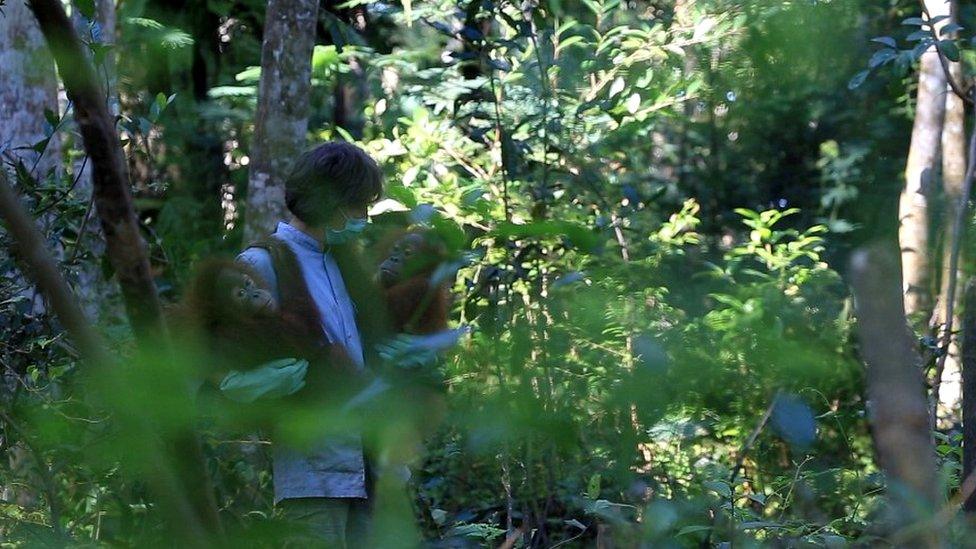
[[208, 85, 256, 98], [312, 45, 342, 77], [871, 36, 897, 48], [43, 108, 58, 129], [235, 66, 261, 83], [385, 184, 418, 208], [746, 493, 766, 506], [149, 92, 169, 120], [608, 77, 625, 98], [488, 58, 512, 72], [940, 40, 961, 62], [733, 208, 761, 220], [76, 0, 95, 19], [869, 49, 897, 69], [587, 473, 601, 500], [90, 43, 112, 66], [30, 137, 50, 153], [941, 22, 964, 37], [430, 216, 467, 251], [907, 30, 931, 42], [847, 70, 869, 90], [703, 480, 731, 497], [676, 525, 712, 537]]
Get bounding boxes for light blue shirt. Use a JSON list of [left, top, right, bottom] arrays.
[[238, 221, 367, 501]]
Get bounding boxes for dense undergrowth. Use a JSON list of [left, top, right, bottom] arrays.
[[3, 0, 965, 546]]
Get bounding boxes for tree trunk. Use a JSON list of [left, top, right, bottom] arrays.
[[900, 0, 950, 321], [243, 0, 318, 243], [674, 0, 697, 193], [0, 0, 63, 316], [70, 0, 124, 323], [334, 57, 367, 139], [962, 279, 976, 512], [850, 242, 939, 546], [26, 0, 222, 540], [322, 0, 369, 138], [0, 0, 61, 177], [935, 0, 966, 421], [28, 0, 165, 339], [0, 0, 63, 510]]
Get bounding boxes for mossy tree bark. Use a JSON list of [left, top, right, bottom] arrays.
[[243, 0, 318, 243]]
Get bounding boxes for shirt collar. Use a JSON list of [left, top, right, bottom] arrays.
[[274, 221, 322, 253]]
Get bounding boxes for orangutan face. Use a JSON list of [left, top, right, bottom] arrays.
[[379, 233, 427, 287], [217, 269, 278, 316]]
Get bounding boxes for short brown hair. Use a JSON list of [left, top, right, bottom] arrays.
[[285, 142, 383, 226]]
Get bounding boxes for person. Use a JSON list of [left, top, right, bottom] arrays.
[[237, 141, 383, 547]]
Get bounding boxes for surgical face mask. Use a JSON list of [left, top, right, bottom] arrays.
[[325, 216, 368, 246]]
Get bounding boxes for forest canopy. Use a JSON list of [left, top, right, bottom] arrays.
[[0, 0, 973, 546]]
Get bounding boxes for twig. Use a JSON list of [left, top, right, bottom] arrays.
[[67, 194, 95, 265], [488, 72, 511, 222], [24, 101, 73, 179], [729, 393, 779, 486], [32, 155, 88, 217], [528, 15, 552, 195], [610, 212, 631, 262], [776, 456, 813, 523], [548, 524, 586, 549], [919, 0, 973, 104]]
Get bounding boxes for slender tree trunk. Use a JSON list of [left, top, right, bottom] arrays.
[[29, 0, 166, 338], [243, 0, 318, 243], [851, 242, 939, 546], [26, 0, 222, 540], [334, 57, 367, 139], [901, 0, 951, 320], [962, 279, 976, 512], [935, 0, 966, 420], [323, 1, 368, 139], [70, 0, 123, 323], [674, 0, 696, 193]]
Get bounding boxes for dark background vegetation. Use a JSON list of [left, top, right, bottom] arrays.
[[1, 0, 973, 546]]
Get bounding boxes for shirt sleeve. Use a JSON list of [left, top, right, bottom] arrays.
[[237, 247, 281, 302]]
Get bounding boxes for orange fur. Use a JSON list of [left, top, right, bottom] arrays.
[[376, 230, 452, 334]]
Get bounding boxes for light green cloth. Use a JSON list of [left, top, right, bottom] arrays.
[[219, 357, 308, 403]]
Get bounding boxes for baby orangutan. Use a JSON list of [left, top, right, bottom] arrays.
[[180, 259, 355, 384], [377, 230, 451, 334], [372, 229, 457, 437]]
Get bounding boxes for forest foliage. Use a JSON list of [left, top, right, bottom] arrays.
[[1, 0, 973, 547]]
